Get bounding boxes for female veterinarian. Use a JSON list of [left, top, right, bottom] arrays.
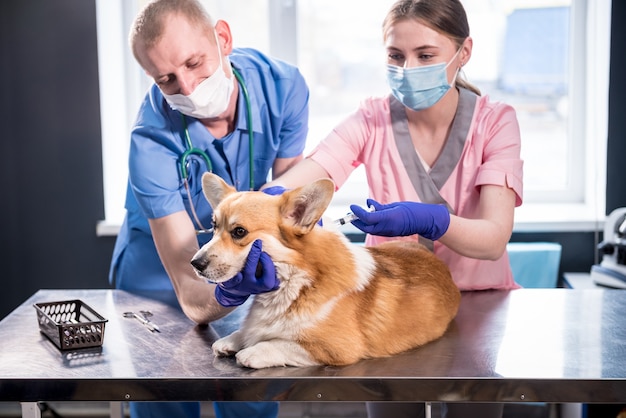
[[263, 0, 523, 417], [108, 0, 309, 417]]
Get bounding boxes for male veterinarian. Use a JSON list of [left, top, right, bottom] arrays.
[[108, 0, 309, 417]]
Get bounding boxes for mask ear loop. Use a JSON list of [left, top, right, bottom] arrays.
[[179, 114, 214, 234], [445, 47, 464, 87]]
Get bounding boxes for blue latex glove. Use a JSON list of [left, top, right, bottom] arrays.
[[261, 185, 288, 196], [214, 240, 280, 307], [350, 199, 450, 240]]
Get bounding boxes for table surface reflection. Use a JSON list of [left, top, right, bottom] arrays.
[[0, 288, 624, 403]]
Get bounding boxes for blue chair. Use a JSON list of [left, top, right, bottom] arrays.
[[506, 242, 563, 417], [507, 242, 562, 288]]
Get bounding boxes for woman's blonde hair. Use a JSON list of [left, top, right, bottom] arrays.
[[383, 0, 481, 95], [129, 0, 214, 63]]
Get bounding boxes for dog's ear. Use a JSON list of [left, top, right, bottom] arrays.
[[201, 173, 236, 209], [281, 179, 335, 234]]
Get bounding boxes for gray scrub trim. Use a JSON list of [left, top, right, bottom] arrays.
[[389, 87, 478, 248]]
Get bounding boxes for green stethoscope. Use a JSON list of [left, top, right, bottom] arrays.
[[178, 67, 254, 234]]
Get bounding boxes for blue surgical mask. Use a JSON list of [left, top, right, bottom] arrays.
[[387, 49, 461, 111]]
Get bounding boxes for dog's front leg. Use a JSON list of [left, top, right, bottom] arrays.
[[212, 330, 245, 357], [236, 340, 319, 369]]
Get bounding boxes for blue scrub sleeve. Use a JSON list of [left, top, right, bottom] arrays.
[[129, 107, 187, 220], [275, 68, 309, 159]]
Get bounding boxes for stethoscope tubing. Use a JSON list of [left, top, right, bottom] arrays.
[[231, 67, 254, 191], [177, 66, 255, 234], [178, 66, 254, 190]]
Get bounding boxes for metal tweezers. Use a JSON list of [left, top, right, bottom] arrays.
[[123, 311, 160, 333]]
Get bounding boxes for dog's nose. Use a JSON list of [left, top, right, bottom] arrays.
[[190, 254, 208, 272]]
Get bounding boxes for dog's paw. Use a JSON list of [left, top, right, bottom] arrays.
[[235, 345, 282, 369], [234, 340, 317, 369], [212, 336, 239, 357]]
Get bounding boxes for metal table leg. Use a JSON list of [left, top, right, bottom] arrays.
[[20, 403, 41, 418], [110, 401, 124, 418]]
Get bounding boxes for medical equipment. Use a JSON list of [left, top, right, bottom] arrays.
[[123, 311, 160, 333], [178, 67, 254, 234], [34, 299, 108, 351], [333, 206, 375, 227], [591, 207, 626, 289], [334, 212, 360, 226]]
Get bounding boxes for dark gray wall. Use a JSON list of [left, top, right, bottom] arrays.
[[0, 1, 116, 319], [0, 0, 624, 319], [607, 0, 626, 213]]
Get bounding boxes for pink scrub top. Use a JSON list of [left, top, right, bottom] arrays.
[[308, 88, 523, 291]]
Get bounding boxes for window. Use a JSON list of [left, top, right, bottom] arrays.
[[96, 0, 611, 236]]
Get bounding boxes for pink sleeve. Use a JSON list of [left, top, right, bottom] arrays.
[[307, 103, 374, 188], [474, 102, 524, 206]]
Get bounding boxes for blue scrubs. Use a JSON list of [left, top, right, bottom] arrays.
[[109, 48, 309, 418]]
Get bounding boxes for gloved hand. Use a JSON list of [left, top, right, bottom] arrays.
[[350, 198, 450, 240], [214, 240, 280, 307], [261, 185, 288, 196]]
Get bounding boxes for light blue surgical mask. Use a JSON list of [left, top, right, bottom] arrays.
[[387, 49, 461, 111]]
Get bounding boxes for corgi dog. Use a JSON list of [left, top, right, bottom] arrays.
[[191, 172, 461, 369]]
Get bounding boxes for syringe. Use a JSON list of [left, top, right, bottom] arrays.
[[333, 212, 359, 226], [333, 206, 374, 227]]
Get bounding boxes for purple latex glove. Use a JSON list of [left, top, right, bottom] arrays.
[[261, 185, 288, 196], [214, 240, 280, 307], [350, 199, 450, 240]]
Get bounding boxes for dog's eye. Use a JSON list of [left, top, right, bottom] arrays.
[[231, 227, 248, 240]]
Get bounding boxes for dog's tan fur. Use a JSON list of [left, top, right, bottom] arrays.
[[191, 173, 461, 369]]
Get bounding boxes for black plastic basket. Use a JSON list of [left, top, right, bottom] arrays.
[[34, 299, 107, 351]]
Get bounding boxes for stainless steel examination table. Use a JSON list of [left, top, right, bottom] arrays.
[[0, 288, 625, 417]]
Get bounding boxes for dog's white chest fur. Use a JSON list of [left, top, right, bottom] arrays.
[[212, 265, 326, 368]]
